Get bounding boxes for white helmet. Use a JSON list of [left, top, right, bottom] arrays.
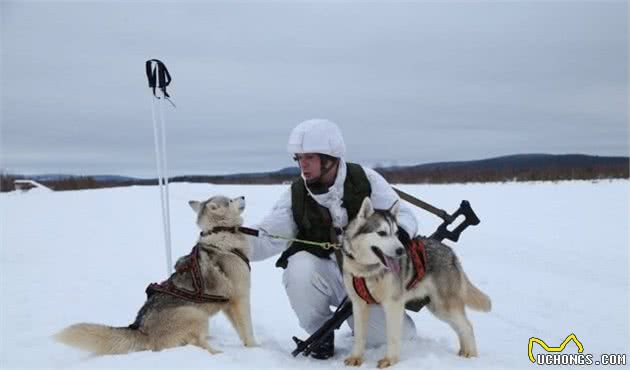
[[286, 119, 346, 158]]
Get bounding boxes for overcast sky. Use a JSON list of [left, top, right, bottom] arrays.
[[1, 0, 628, 177]]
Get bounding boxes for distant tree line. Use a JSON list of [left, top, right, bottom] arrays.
[[377, 162, 629, 183], [0, 175, 155, 192], [1, 156, 628, 192]]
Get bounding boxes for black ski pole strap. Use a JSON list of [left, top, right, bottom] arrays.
[[145, 59, 173, 100]]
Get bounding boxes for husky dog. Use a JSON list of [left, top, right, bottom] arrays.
[[342, 198, 491, 368], [55, 196, 256, 355]]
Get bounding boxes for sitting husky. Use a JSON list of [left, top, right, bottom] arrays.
[[342, 198, 491, 368], [55, 195, 256, 355]]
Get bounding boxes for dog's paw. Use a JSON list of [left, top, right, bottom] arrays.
[[207, 348, 223, 355], [458, 348, 477, 358], [377, 357, 398, 368], [344, 356, 364, 366]]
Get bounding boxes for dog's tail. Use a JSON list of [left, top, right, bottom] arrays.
[[54, 323, 148, 355], [462, 273, 492, 312]]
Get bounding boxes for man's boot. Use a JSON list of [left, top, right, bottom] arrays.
[[309, 332, 334, 360]]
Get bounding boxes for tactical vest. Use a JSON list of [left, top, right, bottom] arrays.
[[275, 162, 371, 269]]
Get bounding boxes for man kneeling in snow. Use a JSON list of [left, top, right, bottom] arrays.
[[247, 119, 420, 359]]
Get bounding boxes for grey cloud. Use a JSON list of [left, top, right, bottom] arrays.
[[1, 1, 627, 177]]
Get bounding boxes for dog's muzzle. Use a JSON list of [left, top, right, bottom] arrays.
[[370, 246, 403, 274]]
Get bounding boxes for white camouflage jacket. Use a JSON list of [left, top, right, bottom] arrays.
[[248, 159, 419, 261]]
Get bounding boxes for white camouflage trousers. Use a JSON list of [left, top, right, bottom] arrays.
[[282, 252, 417, 346]]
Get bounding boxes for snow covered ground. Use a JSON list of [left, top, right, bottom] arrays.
[[1, 180, 628, 369]]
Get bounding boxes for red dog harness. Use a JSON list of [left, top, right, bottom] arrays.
[[352, 238, 428, 304], [146, 244, 250, 304]]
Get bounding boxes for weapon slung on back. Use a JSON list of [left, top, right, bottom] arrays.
[[430, 200, 480, 242]]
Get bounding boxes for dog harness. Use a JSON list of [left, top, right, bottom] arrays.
[[352, 238, 428, 304], [146, 243, 250, 304]]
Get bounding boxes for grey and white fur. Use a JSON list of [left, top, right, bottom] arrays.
[[342, 197, 491, 368], [55, 195, 256, 356]]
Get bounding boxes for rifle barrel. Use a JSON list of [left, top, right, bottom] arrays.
[[393, 188, 454, 223]]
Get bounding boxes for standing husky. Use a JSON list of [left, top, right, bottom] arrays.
[[342, 198, 491, 368], [55, 195, 256, 355]]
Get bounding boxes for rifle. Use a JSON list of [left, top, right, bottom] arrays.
[[392, 187, 480, 242], [291, 191, 480, 357]]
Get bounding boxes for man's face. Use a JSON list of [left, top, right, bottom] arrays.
[[294, 153, 321, 181]]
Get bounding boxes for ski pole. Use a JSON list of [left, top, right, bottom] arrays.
[[145, 59, 175, 275]]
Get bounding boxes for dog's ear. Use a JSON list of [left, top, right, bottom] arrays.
[[189, 200, 202, 213], [358, 197, 374, 220], [388, 200, 400, 218]]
